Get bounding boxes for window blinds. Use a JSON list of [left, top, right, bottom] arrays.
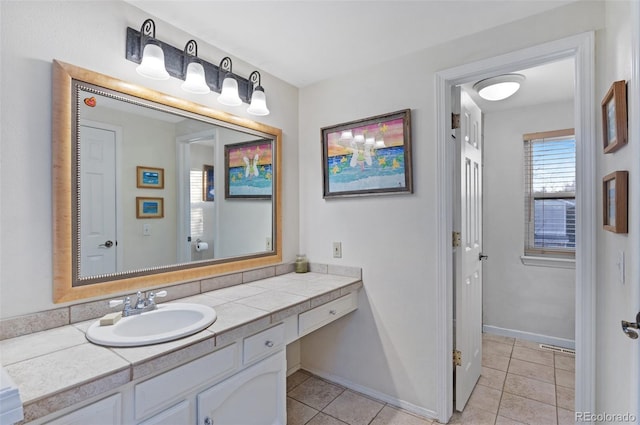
[[523, 129, 576, 257]]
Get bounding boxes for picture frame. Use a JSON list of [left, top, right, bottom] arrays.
[[136, 197, 164, 219], [136, 166, 164, 189], [225, 139, 273, 199], [603, 171, 628, 233], [601, 80, 627, 154], [203, 164, 214, 202], [321, 109, 413, 198]]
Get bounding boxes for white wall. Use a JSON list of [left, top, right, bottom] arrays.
[[298, 1, 604, 417], [483, 100, 576, 343], [0, 0, 300, 317], [595, 0, 640, 418]]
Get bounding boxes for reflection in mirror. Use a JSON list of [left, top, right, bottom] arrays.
[[76, 86, 274, 284], [53, 60, 281, 302]]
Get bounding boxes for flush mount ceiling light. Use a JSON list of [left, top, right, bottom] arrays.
[[473, 74, 525, 101], [125, 18, 271, 115]]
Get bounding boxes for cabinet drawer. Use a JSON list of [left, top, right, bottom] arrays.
[[135, 343, 238, 420], [243, 324, 284, 365], [299, 292, 357, 337]]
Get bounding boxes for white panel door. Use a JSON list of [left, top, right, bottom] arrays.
[[197, 350, 286, 425], [80, 125, 117, 277], [454, 88, 484, 411]]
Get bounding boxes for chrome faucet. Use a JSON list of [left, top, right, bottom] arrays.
[[109, 290, 167, 317]]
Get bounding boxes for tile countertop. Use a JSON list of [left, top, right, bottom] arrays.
[[0, 271, 362, 423]]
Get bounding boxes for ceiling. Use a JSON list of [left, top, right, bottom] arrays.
[[461, 58, 575, 112], [124, 0, 580, 88]]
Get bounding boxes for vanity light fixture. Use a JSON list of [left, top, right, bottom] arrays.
[[247, 71, 270, 116], [125, 18, 271, 115], [217, 57, 242, 106], [135, 19, 170, 80], [473, 74, 525, 101], [181, 40, 210, 94]]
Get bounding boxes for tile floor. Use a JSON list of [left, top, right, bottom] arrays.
[[286, 333, 575, 425]]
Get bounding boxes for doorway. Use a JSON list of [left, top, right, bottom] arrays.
[[435, 32, 596, 423], [78, 120, 123, 277]]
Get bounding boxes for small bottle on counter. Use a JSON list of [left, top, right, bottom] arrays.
[[295, 254, 308, 273]]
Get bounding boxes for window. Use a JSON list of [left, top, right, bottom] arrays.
[[524, 129, 576, 258]]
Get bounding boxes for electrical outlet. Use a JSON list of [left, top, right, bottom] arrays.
[[266, 237, 272, 251], [332, 242, 342, 258], [143, 224, 151, 236]]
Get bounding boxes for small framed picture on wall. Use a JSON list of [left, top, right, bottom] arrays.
[[601, 80, 628, 154], [602, 171, 628, 233]]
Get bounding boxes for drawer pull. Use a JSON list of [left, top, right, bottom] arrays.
[[329, 309, 337, 315], [265, 340, 274, 348]]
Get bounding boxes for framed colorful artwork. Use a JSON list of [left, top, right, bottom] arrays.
[[224, 139, 273, 199], [603, 171, 628, 233], [203, 164, 214, 202], [601, 80, 627, 154], [136, 166, 164, 189], [321, 109, 413, 198], [136, 197, 164, 219]]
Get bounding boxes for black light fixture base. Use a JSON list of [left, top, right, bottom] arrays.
[[125, 26, 252, 104]]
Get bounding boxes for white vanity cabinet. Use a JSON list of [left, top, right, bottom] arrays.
[[138, 400, 192, 425], [44, 394, 122, 425], [197, 350, 286, 425], [22, 278, 361, 425]]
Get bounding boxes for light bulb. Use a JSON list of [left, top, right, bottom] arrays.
[[136, 43, 169, 80], [181, 62, 210, 94]]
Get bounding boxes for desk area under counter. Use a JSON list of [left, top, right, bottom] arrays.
[[0, 267, 362, 424]]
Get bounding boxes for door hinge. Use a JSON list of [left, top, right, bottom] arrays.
[[453, 350, 462, 366], [451, 113, 460, 129], [452, 231, 461, 247]]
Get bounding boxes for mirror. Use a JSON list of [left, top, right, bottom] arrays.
[[53, 60, 282, 303]]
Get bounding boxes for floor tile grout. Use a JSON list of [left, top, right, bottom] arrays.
[[287, 336, 575, 424]]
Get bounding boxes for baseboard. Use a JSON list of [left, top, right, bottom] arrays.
[[301, 366, 438, 422], [287, 363, 301, 377], [483, 325, 575, 350]]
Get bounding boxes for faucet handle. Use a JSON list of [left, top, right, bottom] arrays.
[[148, 290, 167, 304]]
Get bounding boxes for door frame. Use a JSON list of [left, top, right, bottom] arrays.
[[79, 119, 123, 273], [435, 32, 596, 423], [176, 129, 218, 263]]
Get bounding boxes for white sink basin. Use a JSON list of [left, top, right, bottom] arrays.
[[86, 303, 217, 347]]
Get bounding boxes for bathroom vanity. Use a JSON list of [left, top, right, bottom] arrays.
[[0, 267, 361, 424]]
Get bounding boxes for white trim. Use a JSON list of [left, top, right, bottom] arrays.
[[520, 256, 576, 269], [483, 325, 575, 350], [629, 0, 640, 417], [302, 366, 438, 422], [435, 32, 595, 424], [79, 119, 123, 274]]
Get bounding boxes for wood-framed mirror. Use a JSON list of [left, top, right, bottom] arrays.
[[52, 60, 282, 303]]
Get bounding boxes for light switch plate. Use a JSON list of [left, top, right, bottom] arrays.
[[143, 224, 151, 236], [617, 250, 625, 284]]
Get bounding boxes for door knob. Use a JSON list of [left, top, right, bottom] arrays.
[[479, 253, 488, 261], [98, 240, 114, 248], [621, 312, 640, 339]]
